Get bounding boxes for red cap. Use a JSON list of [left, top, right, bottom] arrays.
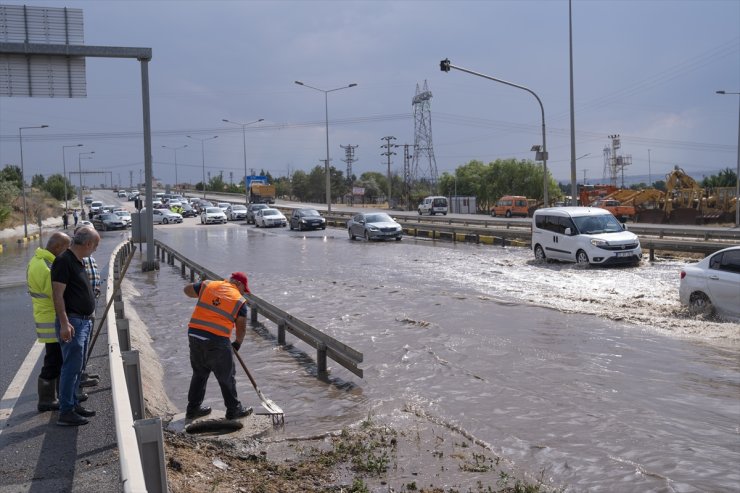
[[230, 272, 250, 294]]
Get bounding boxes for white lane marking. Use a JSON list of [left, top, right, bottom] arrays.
[[0, 342, 43, 436]]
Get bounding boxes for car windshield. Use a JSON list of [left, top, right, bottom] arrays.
[[301, 209, 320, 217], [115, 211, 131, 217], [232, 205, 247, 211], [100, 214, 115, 220], [573, 214, 622, 234], [263, 210, 279, 216], [365, 213, 392, 223], [206, 208, 222, 213], [218, 203, 229, 208], [200, 201, 213, 207]]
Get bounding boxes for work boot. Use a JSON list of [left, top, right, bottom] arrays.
[[37, 377, 59, 412], [74, 405, 96, 417], [79, 373, 99, 388], [57, 411, 89, 427], [185, 405, 212, 420], [225, 404, 253, 420]]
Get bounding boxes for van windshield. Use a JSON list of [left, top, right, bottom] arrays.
[[573, 214, 622, 234]]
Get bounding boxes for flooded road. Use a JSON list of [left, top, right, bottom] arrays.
[[2, 219, 738, 491]]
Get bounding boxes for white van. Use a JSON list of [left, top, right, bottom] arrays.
[[418, 196, 448, 216], [532, 207, 642, 266]]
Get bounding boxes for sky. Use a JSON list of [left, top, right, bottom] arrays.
[[0, 0, 738, 191]]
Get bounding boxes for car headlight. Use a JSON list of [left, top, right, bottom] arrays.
[[590, 238, 608, 247], [368, 225, 379, 231]]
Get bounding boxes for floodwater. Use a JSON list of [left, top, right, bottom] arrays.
[[3, 222, 739, 491]]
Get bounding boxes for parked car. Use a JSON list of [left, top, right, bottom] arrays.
[[226, 204, 248, 221], [347, 212, 403, 241], [246, 203, 269, 224], [114, 210, 132, 227], [289, 208, 326, 231], [200, 207, 227, 224], [92, 212, 126, 231], [679, 246, 740, 320], [141, 207, 183, 224], [254, 208, 287, 228], [180, 203, 197, 218]]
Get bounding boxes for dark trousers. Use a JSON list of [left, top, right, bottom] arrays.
[[40, 342, 63, 380], [187, 336, 240, 412]]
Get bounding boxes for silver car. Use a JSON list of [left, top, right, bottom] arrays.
[[226, 204, 248, 221], [679, 246, 740, 320], [347, 212, 403, 241], [254, 208, 287, 228]]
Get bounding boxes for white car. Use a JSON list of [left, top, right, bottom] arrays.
[[217, 202, 231, 213], [226, 204, 248, 221], [114, 210, 132, 227], [254, 208, 287, 228], [201, 207, 227, 224], [141, 207, 183, 224], [679, 246, 740, 320]]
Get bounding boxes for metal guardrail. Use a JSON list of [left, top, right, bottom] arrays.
[[154, 239, 364, 378]]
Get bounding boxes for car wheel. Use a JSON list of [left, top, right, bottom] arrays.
[[575, 250, 590, 265], [418, 210, 422, 215], [430, 211, 435, 216], [491, 210, 497, 217], [321, 226, 326, 230], [534, 244, 546, 262], [289, 222, 294, 230], [162, 218, 169, 224], [348, 228, 355, 240], [688, 292, 714, 316], [201, 217, 204, 224], [505, 210, 512, 218], [298, 223, 304, 231], [395, 236, 402, 241]]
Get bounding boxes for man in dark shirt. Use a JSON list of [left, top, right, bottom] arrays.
[[51, 226, 100, 426]]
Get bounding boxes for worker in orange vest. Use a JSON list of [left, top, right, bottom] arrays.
[[183, 272, 252, 420]]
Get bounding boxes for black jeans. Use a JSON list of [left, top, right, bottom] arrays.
[[40, 342, 63, 380], [187, 336, 241, 412]]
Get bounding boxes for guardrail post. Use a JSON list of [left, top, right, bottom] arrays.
[[277, 321, 286, 345], [122, 350, 145, 420], [114, 300, 124, 319], [190, 269, 195, 282], [649, 247, 655, 262], [117, 318, 131, 352], [250, 306, 259, 325], [133, 417, 168, 493], [317, 342, 327, 375], [181, 262, 186, 277]]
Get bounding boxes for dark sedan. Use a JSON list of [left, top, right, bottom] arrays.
[[92, 212, 126, 231], [289, 208, 326, 231]]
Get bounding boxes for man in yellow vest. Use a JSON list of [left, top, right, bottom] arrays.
[[183, 272, 253, 420], [27, 232, 71, 412]]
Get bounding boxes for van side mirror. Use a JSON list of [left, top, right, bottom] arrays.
[[564, 227, 572, 236], [622, 223, 628, 230]]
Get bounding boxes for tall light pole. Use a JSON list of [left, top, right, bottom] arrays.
[[295, 80, 357, 212], [716, 90, 740, 227], [62, 144, 83, 212], [187, 135, 218, 198], [161, 144, 188, 191], [19, 125, 49, 238], [222, 118, 264, 206], [440, 59, 550, 205], [78, 151, 94, 217]]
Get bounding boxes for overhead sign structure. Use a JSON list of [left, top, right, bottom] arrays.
[[0, 4, 87, 97]]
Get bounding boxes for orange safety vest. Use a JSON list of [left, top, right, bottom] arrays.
[[188, 280, 246, 338]]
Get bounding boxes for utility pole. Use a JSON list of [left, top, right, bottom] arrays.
[[341, 144, 358, 185], [402, 144, 413, 210], [381, 136, 397, 209], [648, 149, 652, 187]]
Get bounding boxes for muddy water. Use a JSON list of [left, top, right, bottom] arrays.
[[3, 223, 738, 491]]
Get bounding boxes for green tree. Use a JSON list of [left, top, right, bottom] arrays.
[[43, 173, 71, 201], [291, 170, 310, 201], [31, 174, 46, 188], [1, 165, 22, 189], [0, 179, 20, 224], [701, 167, 737, 188]]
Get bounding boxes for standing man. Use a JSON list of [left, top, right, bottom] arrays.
[[51, 226, 99, 426], [183, 272, 253, 420], [73, 209, 79, 227], [27, 232, 71, 412], [62, 211, 69, 230]]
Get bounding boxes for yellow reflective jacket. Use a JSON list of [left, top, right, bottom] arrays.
[[27, 247, 58, 343]]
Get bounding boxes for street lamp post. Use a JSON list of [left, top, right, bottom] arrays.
[[187, 135, 218, 198], [19, 125, 49, 238], [78, 151, 94, 218], [62, 144, 83, 212], [440, 59, 550, 206], [716, 90, 740, 228], [295, 80, 357, 212], [162, 144, 188, 191], [222, 118, 264, 206]]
